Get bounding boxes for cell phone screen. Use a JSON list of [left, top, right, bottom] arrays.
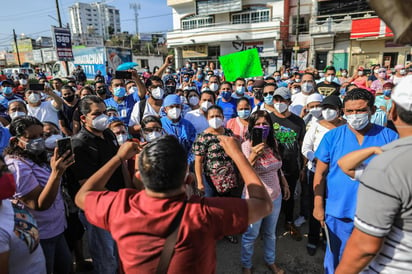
[[115, 71, 132, 79], [252, 128, 263, 147], [57, 138, 73, 159], [29, 84, 45, 91]]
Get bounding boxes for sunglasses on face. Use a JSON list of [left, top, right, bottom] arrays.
[[263, 91, 275, 97]]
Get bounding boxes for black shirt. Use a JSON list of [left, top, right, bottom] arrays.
[[58, 101, 79, 131], [269, 112, 306, 176], [316, 81, 341, 97], [70, 127, 125, 192]]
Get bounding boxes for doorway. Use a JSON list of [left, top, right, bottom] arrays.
[[382, 53, 398, 69], [316, 52, 328, 71]]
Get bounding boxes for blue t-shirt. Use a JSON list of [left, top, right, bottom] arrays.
[[104, 92, 140, 125], [315, 124, 398, 219], [0, 127, 11, 155], [217, 98, 237, 124]]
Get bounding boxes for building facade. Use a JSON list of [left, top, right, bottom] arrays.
[[69, 2, 121, 41]]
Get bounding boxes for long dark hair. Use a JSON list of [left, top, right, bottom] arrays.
[[246, 110, 280, 159], [4, 116, 48, 165]]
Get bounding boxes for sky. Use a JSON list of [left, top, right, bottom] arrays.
[[0, 0, 173, 50]]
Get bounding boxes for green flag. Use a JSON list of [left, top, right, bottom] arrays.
[[219, 48, 263, 82]]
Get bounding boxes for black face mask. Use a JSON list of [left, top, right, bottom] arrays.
[[63, 95, 75, 102], [165, 85, 176, 95], [96, 88, 107, 95]]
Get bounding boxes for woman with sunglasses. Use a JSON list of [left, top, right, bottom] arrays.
[[4, 116, 75, 274], [240, 110, 290, 274]]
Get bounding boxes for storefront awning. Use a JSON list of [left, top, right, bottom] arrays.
[[350, 18, 393, 39]]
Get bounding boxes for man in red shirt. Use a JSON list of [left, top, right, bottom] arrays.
[[75, 135, 272, 273]]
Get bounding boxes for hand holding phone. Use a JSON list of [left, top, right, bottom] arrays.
[[252, 127, 263, 147], [57, 138, 73, 159], [115, 70, 132, 79]]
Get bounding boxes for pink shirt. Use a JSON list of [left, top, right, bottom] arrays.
[[226, 117, 248, 143]]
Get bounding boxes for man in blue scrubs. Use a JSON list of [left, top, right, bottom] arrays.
[[313, 88, 398, 273]]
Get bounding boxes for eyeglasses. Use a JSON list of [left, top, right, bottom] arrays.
[[263, 91, 275, 97], [142, 127, 163, 133]]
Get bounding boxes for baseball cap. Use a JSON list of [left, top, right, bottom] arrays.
[[306, 93, 323, 105], [0, 79, 13, 86], [163, 94, 181, 107], [394, 64, 405, 70], [391, 75, 412, 111], [321, 95, 342, 108], [274, 87, 291, 100], [253, 80, 265, 89]]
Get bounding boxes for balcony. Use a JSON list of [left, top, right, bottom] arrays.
[[310, 11, 376, 35]]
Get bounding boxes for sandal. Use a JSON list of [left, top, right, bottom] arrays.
[[266, 263, 285, 274], [225, 235, 238, 244]]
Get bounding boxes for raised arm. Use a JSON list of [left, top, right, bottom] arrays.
[[337, 147, 382, 179], [154, 55, 173, 78], [43, 85, 63, 110], [130, 70, 147, 100]]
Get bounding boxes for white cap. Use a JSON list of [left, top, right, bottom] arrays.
[[392, 75, 412, 111], [306, 93, 323, 105]]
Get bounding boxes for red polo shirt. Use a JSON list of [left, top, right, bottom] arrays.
[[85, 189, 248, 274]]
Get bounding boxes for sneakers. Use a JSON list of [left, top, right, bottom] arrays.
[[285, 223, 302, 241], [294, 216, 306, 227]]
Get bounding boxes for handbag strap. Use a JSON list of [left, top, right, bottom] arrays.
[[156, 201, 187, 274]]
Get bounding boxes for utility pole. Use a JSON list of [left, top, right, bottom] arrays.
[[130, 2, 140, 37], [13, 29, 22, 67], [55, 0, 70, 77], [294, 0, 300, 68]]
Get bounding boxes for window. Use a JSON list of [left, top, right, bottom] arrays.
[[181, 15, 214, 30], [292, 15, 310, 34], [232, 8, 270, 24]]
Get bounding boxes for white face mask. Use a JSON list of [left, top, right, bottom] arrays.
[[201, 101, 212, 112], [28, 93, 41, 104], [309, 107, 322, 118], [319, 72, 325, 78], [167, 107, 181, 120], [291, 88, 300, 95], [400, 69, 406, 75], [357, 71, 364, 76], [326, 75, 335, 83], [301, 82, 314, 94], [151, 87, 165, 100], [19, 79, 27, 85], [144, 131, 163, 142], [90, 114, 109, 131], [236, 86, 245, 95], [45, 134, 63, 149], [188, 96, 199, 106], [209, 83, 219, 92], [10, 111, 26, 120], [374, 69, 380, 74], [322, 108, 338, 121], [208, 117, 223, 129], [346, 113, 369, 130], [128, 86, 138, 94], [342, 72, 347, 77], [116, 134, 128, 145], [274, 102, 288, 113]]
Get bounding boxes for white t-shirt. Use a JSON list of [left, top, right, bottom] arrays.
[[27, 101, 60, 127], [128, 100, 161, 126], [184, 109, 208, 134], [0, 200, 46, 274], [301, 121, 331, 172], [290, 92, 309, 116]]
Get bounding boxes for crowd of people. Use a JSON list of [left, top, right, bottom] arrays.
[[0, 55, 412, 274]]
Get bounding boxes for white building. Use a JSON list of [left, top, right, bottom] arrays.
[[167, 0, 285, 69], [69, 2, 121, 40]]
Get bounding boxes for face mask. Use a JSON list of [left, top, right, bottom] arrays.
[[295, 79, 301, 83], [319, 72, 325, 78], [198, 74, 204, 80], [205, 75, 210, 81], [201, 101, 212, 112], [221, 91, 232, 100], [167, 107, 181, 120], [247, 86, 253, 92], [283, 73, 289, 78], [2, 86, 12, 95], [378, 72, 386, 78], [183, 77, 189, 82], [357, 71, 364, 76], [309, 107, 322, 118], [0, 173, 16, 200], [185, 64, 191, 68], [208, 117, 223, 129], [264, 94, 274, 105], [20, 137, 46, 155], [274, 76, 281, 81], [165, 85, 176, 95], [383, 89, 391, 97], [116, 134, 128, 145], [326, 75, 335, 83], [114, 87, 126, 97], [128, 86, 138, 94], [90, 114, 109, 131], [45, 134, 63, 149], [301, 82, 314, 94], [10, 111, 26, 120], [237, 109, 251, 119], [209, 83, 219, 92], [274, 102, 288, 113], [291, 88, 300, 95], [19, 79, 27, 85], [151, 87, 165, 100], [63, 95, 75, 103], [97, 87, 107, 95], [346, 113, 370, 130], [322, 108, 338, 121], [400, 69, 406, 75], [374, 69, 380, 74], [254, 125, 270, 140], [340, 88, 346, 96], [144, 131, 163, 142], [236, 86, 245, 95], [189, 96, 199, 106], [28, 93, 41, 104], [342, 72, 347, 77]]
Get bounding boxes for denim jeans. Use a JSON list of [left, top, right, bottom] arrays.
[[79, 211, 118, 274], [241, 195, 282, 269], [40, 232, 72, 274]]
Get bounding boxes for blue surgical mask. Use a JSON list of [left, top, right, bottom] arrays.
[[2, 86, 12, 95], [236, 86, 245, 95], [247, 86, 253, 92], [221, 91, 232, 100], [237, 109, 251, 119], [264, 94, 274, 105], [183, 77, 189, 82], [114, 87, 126, 97], [198, 74, 204, 80], [383, 89, 391, 97]]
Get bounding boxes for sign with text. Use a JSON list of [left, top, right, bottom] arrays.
[[52, 26, 74, 61], [219, 48, 263, 82], [182, 44, 208, 58]]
